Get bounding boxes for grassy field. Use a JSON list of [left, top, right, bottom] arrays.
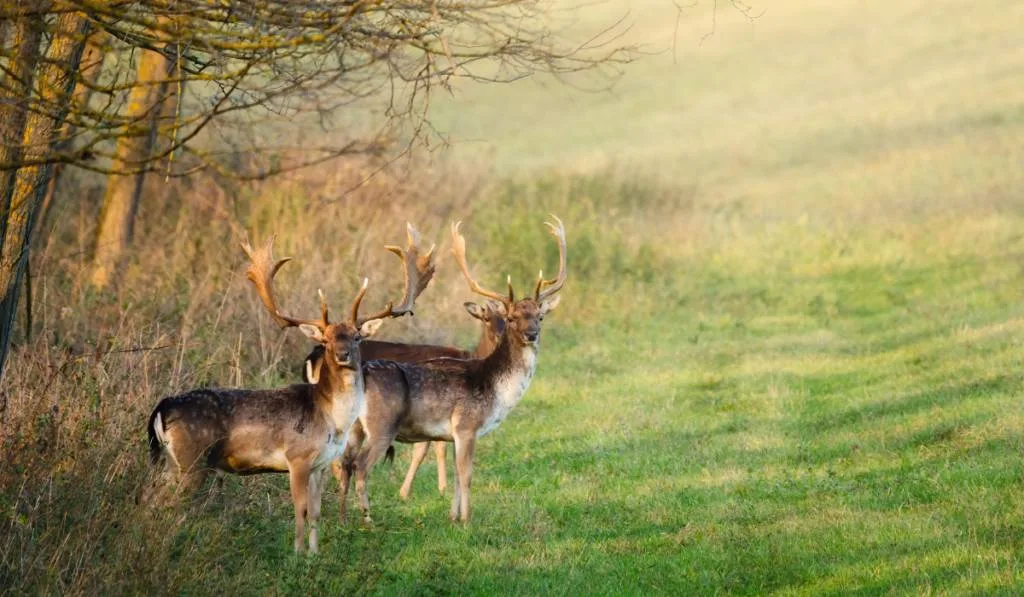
[[3, 0, 1024, 594]]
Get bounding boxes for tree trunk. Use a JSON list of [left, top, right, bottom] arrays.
[[0, 16, 45, 237], [35, 32, 107, 243], [0, 11, 91, 380], [90, 40, 171, 289]]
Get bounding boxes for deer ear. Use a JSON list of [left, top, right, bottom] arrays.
[[298, 324, 325, 342], [464, 302, 485, 320], [489, 300, 508, 317], [539, 294, 561, 315], [359, 318, 385, 338]]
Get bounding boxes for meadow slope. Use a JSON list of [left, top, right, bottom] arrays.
[[3, 0, 1024, 594]]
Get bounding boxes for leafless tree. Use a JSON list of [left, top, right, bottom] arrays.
[[0, 0, 631, 377]]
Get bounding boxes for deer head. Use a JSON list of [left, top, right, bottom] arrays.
[[463, 300, 506, 355], [451, 216, 565, 347], [242, 223, 436, 378]]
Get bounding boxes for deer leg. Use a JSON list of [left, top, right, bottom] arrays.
[[434, 441, 448, 494], [143, 456, 183, 507], [166, 440, 210, 501], [451, 432, 476, 523], [288, 461, 311, 554], [176, 467, 210, 503], [448, 436, 463, 521], [333, 452, 355, 524], [355, 436, 395, 525], [334, 423, 364, 523], [307, 469, 324, 555], [450, 475, 461, 521], [399, 442, 430, 500]]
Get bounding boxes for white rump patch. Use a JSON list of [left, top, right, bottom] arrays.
[[154, 412, 167, 445]]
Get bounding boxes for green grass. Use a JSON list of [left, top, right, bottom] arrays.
[[110, 210, 1024, 594], [18, 204, 1020, 595], [430, 0, 1024, 220], [4, 0, 1024, 593]]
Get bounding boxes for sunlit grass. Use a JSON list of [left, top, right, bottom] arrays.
[[4, 0, 1024, 592]]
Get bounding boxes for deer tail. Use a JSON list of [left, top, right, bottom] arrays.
[[147, 408, 165, 465]]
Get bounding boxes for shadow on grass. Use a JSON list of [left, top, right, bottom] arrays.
[[794, 374, 1019, 436], [103, 403, 1022, 596]]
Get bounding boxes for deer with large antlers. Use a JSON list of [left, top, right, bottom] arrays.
[[303, 300, 505, 499], [145, 224, 434, 554], [335, 216, 566, 523]]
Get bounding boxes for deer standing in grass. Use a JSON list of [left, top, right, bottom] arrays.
[[146, 225, 434, 553], [336, 216, 566, 523], [303, 301, 505, 498]]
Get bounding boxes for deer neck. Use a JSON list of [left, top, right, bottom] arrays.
[[313, 359, 364, 428], [482, 332, 538, 410], [472, 324, 498, 358]]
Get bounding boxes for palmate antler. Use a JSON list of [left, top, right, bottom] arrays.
[[241, 237, 331, 330], [355, 222, 436, 326], [242, 222, 436, 333]]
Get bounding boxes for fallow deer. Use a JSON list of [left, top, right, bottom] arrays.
[[397, 301, 505, 499], [336, 216, 566, 523], [145, 224, 434, 553], [303, 301, 505, 499]]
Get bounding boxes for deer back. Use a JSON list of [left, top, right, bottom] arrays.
[[151, 385, 338, 474], [359, 328, 538, 444], [301, 341, 471, 383]]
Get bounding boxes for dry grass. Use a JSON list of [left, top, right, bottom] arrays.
[[0, 160, 672, 594]]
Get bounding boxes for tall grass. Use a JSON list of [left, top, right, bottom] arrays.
[[0, 163, 673, 594], [4, 160, 1024, 593]]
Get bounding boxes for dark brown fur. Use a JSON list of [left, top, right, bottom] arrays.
[[303, 301, 505, 499], [146, 227, 433, 554], [332, 217, 567, 523], [301, 341, 468, 381], [336, 296, 559, 523], [332, 218, 565, 524], [301, 301, 505, 382], [147, 319, 372, 554], [150, 386, 321, 475]]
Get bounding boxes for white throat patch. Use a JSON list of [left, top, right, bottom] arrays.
[[478, 345, 538, 438], [327, 369, 364, 435]]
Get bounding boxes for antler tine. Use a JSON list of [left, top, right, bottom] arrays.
[[357, 222, 437, 325], [241, 237, 326, 330], [318, 289, 329, 327], [399, 221, 437, 302], [348, 278, 368, 326], [450, 221, 510, 304], [536, 214, 567, 301]]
